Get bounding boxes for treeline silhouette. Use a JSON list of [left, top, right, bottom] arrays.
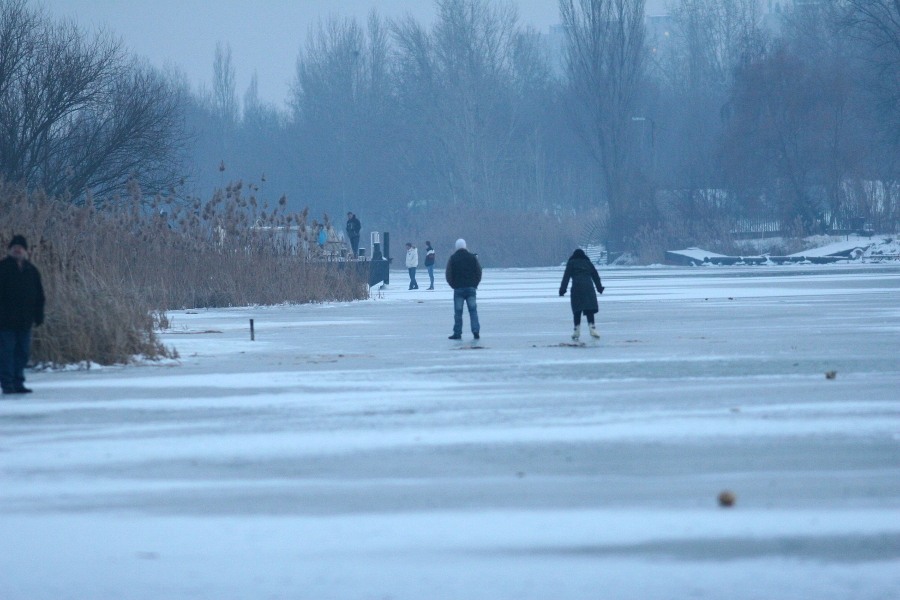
[[4, 0, 900, 264], [186, 0, 900, 262]]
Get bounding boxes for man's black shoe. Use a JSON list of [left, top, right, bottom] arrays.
[[2, 388, 30, 395], [448, 334, 462, 340], [473, 332, 480, 340]]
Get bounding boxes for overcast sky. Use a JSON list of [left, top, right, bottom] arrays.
[[43, 0, 668, 107]]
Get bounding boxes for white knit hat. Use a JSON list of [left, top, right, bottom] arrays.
[[455, 238, 467, 250]]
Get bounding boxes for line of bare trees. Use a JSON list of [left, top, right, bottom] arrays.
[[652, 0, 900, 249], [186, 0, 900, 261], [188, 0, 599, 264], [6, 0, 900, 264]]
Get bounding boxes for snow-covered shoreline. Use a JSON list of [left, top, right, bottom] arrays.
[[667, 234, 900, 266]]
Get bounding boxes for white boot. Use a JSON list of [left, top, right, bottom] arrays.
[[590, 325, 600, 339], [572, 325, 581, 340]]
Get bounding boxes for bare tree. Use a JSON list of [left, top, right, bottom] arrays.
[[212, 42, 238, 126], [0, 0, 187, 201], [784, 5, 872, 229], [393, 0, 546, 210], [645, 0, 766, 226], [669, 0, 764, 93], [843, 1, 900, 157], [292, 12, 398, 216], [243, 70, 259, 121], [0, 0, 36, 100], [560, 0, 647, 249]]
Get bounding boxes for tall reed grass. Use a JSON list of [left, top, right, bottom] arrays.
[[0, 181, 368, 366]]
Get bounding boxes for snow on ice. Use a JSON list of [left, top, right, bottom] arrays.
[[2, 264, 900, 599]]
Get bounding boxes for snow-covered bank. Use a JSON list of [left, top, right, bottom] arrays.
[[2, 265, 900, 599], [668, 234, 900, 266]]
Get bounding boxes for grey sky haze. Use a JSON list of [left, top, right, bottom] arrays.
[[43, 0, 667, 107]]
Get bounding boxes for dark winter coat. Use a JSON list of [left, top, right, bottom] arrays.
[[445, 249, 482, 289], [424, 247, 435, 267], [0, 255, 45, 330], [559, 249, 603, 313], [346, 217, 361, 238]]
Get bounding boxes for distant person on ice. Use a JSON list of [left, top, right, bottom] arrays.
[[424, 241, 435, 290], [0, 235, 45, 395], [346, 212, 361, 257], [559, 248, 604, 341], [446, 239, 482, 340], [405, 242, 419, 290]]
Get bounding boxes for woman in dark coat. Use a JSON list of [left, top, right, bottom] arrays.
[[559, 249, 604, 340]]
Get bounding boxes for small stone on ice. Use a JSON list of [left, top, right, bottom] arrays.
[[718, 490, 736, 507], [826, 371, 837, 379]]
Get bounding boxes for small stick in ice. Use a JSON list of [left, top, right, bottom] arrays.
[[250, 319, 255, 341]]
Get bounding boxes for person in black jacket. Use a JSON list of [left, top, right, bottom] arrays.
[[0, 235, 45, 395], [445, 239, 482, 340], [346, 212, 361, 257], [559, 248, 604, 340], [424, 241, 435, 290]]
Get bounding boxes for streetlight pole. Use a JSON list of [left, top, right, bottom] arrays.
[[631, 116, 655, 177]]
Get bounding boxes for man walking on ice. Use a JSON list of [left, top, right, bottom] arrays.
[[445, 239, 482, 340], [0, 235, 45, 395]]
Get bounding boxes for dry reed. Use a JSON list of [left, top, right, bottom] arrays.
[[0, 181, 368, 366]]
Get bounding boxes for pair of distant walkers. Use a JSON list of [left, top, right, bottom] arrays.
[[0, 236, 45, 395], [404, 241, 436, 290], [443, 244, 603, 342]]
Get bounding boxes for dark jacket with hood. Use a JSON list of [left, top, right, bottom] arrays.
[[559, 249, 603, 312], [0, 255, 45, 330], [445, 249, 482, 289], [346, 216, 361, 238]]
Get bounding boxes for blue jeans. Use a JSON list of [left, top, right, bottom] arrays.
[[453, 288, 480, 336], [427, 264, 434, 288], [408, 268, 418, 289], [0, 328, 32, 392]]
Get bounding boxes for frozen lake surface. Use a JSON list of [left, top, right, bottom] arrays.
[[2, 265, 900, 599]]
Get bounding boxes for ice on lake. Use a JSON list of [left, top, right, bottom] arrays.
[[2, 265, 900, 599]]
